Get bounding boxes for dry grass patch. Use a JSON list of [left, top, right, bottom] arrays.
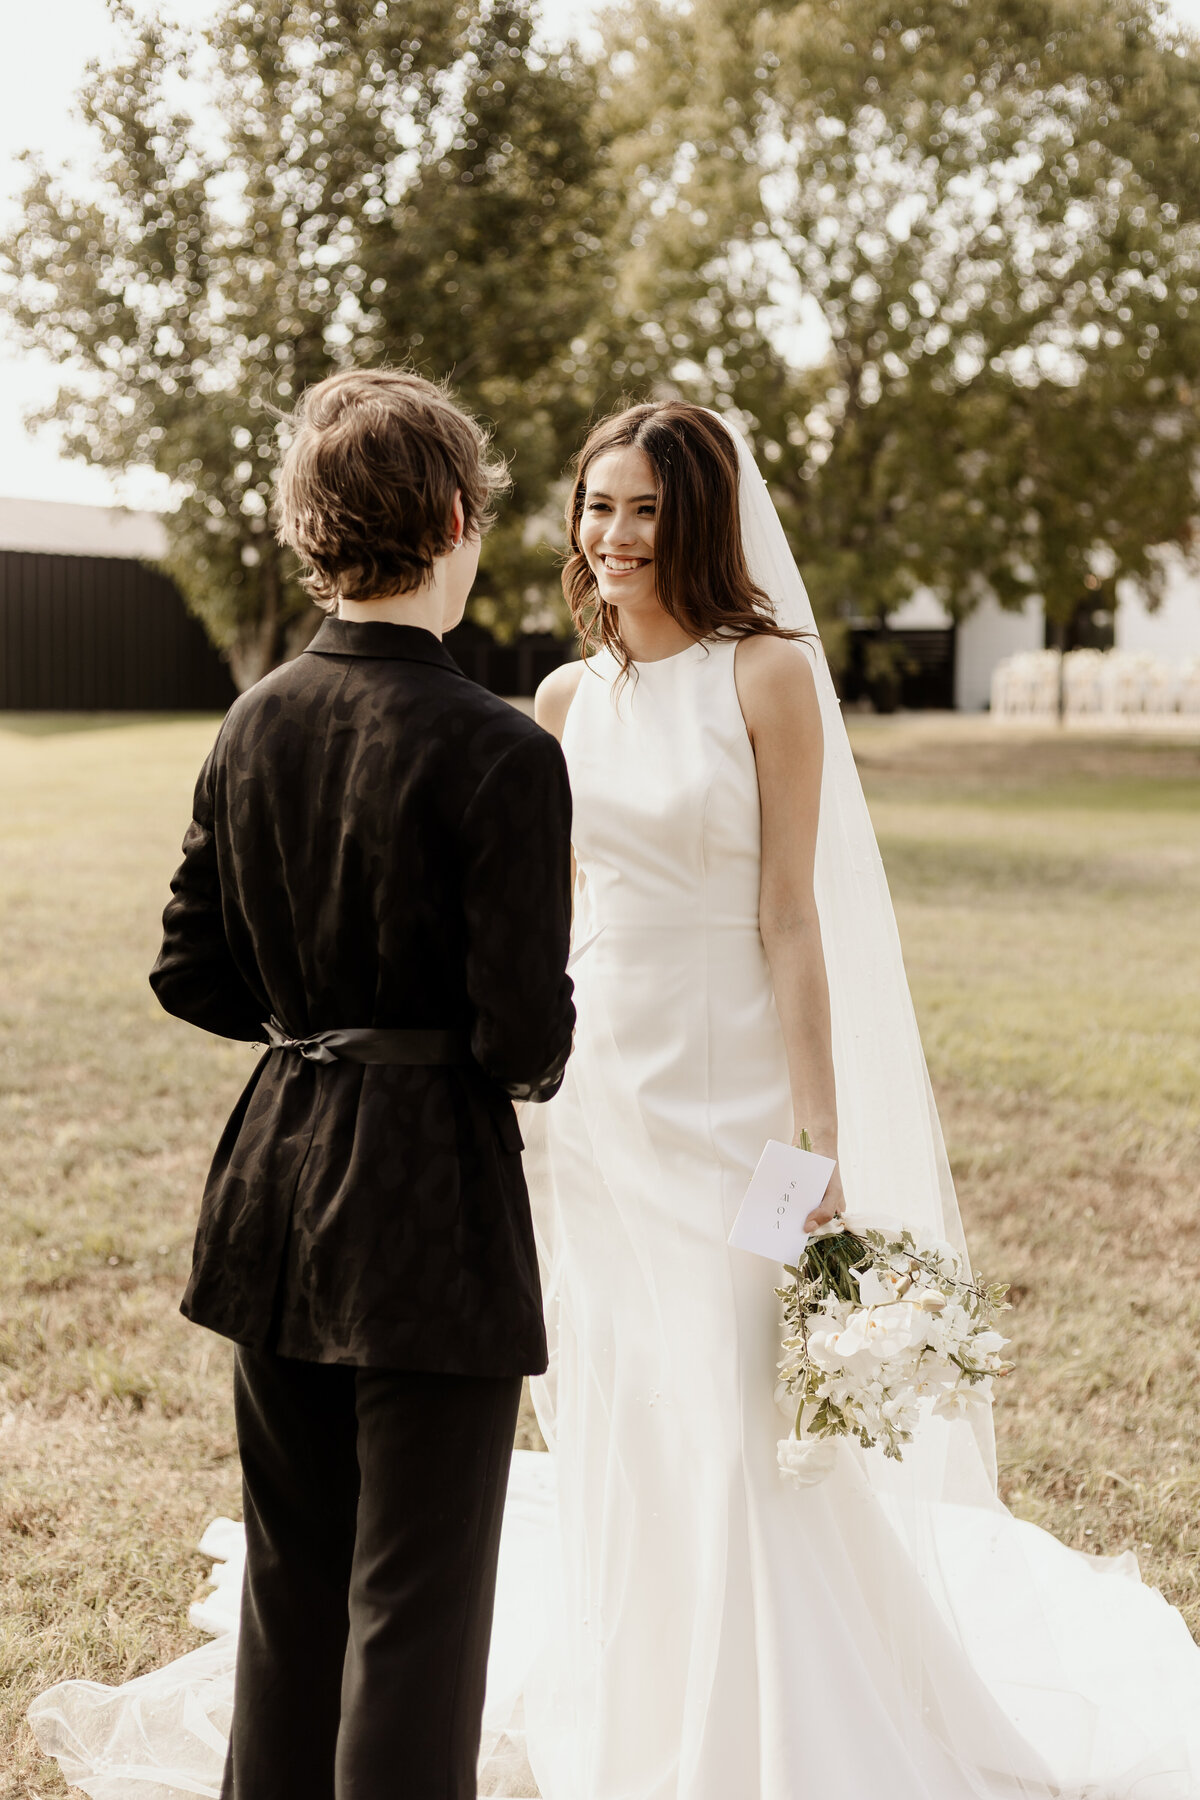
[[1, 711, 1197, 1795]]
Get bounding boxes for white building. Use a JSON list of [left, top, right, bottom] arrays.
[[1113, 550, 1200, 662], [0, 494, 169, 562], [888, 554, 1200, 710]]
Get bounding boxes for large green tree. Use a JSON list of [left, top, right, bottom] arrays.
[[592, 0, 1200, 642], [2, 0, 612, 686]]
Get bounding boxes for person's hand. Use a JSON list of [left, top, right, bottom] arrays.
[[798, 1144, 843, 1231]]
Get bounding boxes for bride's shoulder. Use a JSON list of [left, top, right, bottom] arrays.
[[733, 633, 819, 718], [733, 634, 822, 757], [534, 658, 588, 742]]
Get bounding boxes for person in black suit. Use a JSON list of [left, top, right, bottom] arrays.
[[150, 369, 575, 1800]]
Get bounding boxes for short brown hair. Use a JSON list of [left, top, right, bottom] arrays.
[[275, 369, 509, 609], [563, 401, 811, 674]]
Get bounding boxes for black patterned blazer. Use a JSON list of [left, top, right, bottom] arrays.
[[150, 617, 574, 1376]]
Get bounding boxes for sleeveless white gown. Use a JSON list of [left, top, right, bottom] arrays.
[[26, 636, 1200, 1798], [520, 637, 1200, 1800]]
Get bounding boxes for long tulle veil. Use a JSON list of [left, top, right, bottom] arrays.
[[705, 408, 1021, 1533], [711, 410, 1003, 1472]]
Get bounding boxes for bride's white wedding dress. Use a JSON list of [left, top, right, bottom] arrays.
[[518, 634, 1200, 1800], [28, 420, 1200, 1797]]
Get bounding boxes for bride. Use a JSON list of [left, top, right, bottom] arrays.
[[518, 400, 1200, 1799], [27, 403, 1200, 1800]]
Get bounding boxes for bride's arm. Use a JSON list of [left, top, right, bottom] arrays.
[[734, 635, 843, 1227]]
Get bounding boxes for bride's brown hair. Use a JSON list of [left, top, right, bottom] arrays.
[[563, 401, 812, 673]]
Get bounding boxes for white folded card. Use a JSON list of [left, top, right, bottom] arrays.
[[728, 1138, 836, 1265]]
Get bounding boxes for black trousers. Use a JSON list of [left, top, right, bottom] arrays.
[[221, 1346, 522, 1800]]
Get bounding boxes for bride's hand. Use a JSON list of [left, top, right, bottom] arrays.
[[802, 1157, 844, 1231]]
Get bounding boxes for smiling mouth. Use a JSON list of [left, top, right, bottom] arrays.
[[599, 555, 650, 574]]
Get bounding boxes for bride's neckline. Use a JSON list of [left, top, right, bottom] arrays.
[[626, 636, 712, 668]]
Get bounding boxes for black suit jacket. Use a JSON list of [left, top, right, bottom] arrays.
[[150, 618, 574, 1376]]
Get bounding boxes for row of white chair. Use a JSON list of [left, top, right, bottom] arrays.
[[991, 648, 1200, 717]]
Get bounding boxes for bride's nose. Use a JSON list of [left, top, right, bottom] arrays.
[[604, 512, 641, 548]]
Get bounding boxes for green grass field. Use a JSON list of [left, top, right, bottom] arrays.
[[1, 712, 1198, 1797]]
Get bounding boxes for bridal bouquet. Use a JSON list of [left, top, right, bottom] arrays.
[[775, 1214, 1012, 1487]]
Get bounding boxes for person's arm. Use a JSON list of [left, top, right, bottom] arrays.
[[534, 661, 585, 898], [460, 729, 575, 1102], [149, 749, 266, 1042], [735, 635, 843, 1227], [533, 660, 585, 742]]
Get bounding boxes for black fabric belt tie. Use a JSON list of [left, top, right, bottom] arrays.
[[263, 1017, 471, 1067]]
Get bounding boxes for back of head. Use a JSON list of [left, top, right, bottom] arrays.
[[275, 369, 508, 611]]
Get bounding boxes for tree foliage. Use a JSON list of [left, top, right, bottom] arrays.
[[4, 0, 1200, 679], [2, 0, 612, 686], [595, 0, 1200, 634]]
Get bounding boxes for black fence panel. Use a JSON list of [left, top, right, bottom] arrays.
[[838, 627, 957, 712], [0, 550, 238, 711], [443, 624, 572, 698]]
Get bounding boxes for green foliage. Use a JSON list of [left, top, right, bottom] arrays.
[[594, 0, 1200, 633], [1, 0, 613, 684], [4, 0, 1200, 676]]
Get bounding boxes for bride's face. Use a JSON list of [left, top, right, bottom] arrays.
[[579, 447, 660, 618]]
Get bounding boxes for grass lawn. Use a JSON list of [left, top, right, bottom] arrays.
[[2, 711, 1198, 1795]]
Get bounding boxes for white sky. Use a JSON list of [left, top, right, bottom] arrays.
[[0, 0, 1197, 510]]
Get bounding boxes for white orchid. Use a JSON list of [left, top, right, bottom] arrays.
[[932, 1378, 994, 1419], [777, 1435, 839, 1487], [775, 1221, 1011, 1483], [852, 1265, 910, 1306]]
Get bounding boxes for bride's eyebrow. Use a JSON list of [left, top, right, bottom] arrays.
[[586, 490, 658, 501]]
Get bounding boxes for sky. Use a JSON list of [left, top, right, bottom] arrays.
[[1, 0, 1197, 511]]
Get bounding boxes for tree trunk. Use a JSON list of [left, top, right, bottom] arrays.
[[228, 555, 281, 692], [1048, 615, 1068, 725]]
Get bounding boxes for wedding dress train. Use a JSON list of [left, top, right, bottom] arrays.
[[26, 1453, 556, 1799]]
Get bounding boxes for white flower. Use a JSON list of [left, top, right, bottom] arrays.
[[842, 1303, 930, 1363], [853, 1265, 909, 1306], [931, 1380, 992, 1419], [923, 1239, 967, 1276], [777, 1435, 839, 1486], [876, 1397, 921, 1440], [805, 1322, 864, 1373], [913, 1357, 962, 1397], [910, 1288, 947, 1315], [930, 1301, 973, 1351]]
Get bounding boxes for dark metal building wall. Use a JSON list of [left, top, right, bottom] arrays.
[[0, 549, 574, 709], [0, 550, 238, 710]]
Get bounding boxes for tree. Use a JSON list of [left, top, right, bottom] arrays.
[[2, 0, 612, 686], [591, 0, 1200, 644]]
